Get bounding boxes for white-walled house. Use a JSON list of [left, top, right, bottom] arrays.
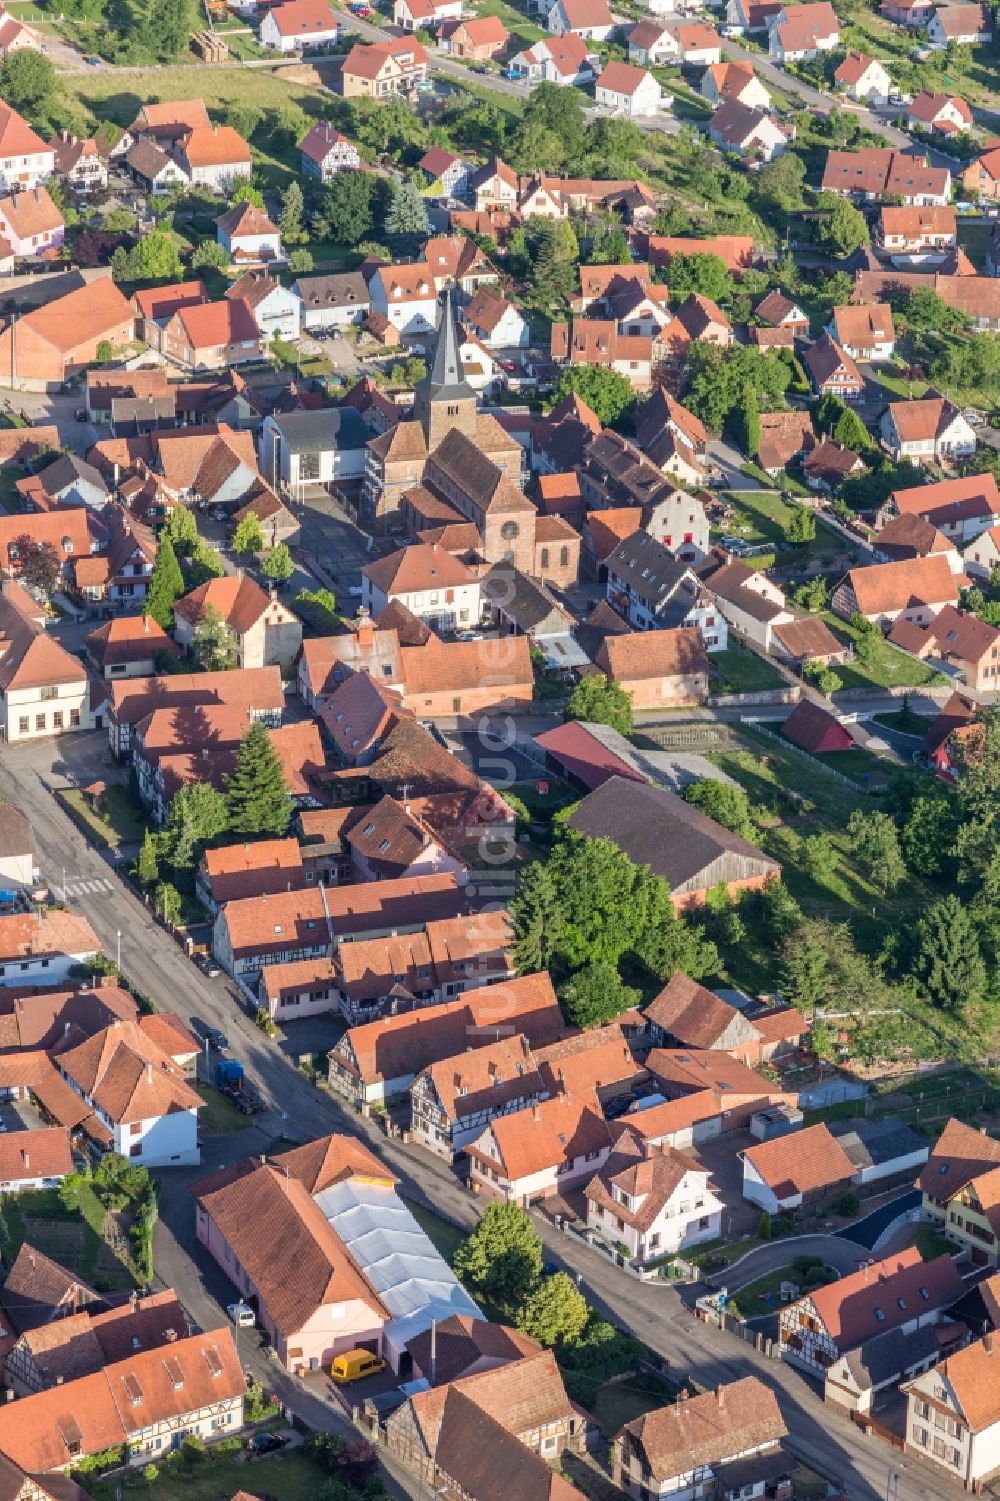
[[361, 543, 482, 632], [467, 1092, 612, 1205], [300, 123, 362, 181], [835, 51, 892, 102], [215, 202, 283, 266], [260, 0, 340, 51], [880, 396, 977, 464], [56, 1018, 202, 1167], [596, 60, 664, 115], [0, 102, 54, 192], [261, 407, 369, 496], [904, 1337, 1000, 1490], [740, 1123, 854, 1214], [0, 806, 35, 889], [0, 909, 99, 987], [962, 524, 1000, 579], [585, 1132, 723, 1263], [548, 0, 614, 38], [369, 262, 438, 336], [229, 274, 299, 342]]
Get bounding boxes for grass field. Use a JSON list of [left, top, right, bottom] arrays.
[[814, 746, 896, 785], [819, 613, 946, 692], [0, 1184, 136, 1292], [872, 708, 933, 737], [710, 648, 788, 695], [0, 463, 24, 514], [589, 1374, 669, 1436], [60, 786, 147, 849], [195, 1084, 253, 1135]]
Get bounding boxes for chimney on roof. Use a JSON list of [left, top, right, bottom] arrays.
[[716, 1384, 725, 1409], [532, 1102, 541, 1121], [987, 1333, 994, 1356], [429, 1317, 437, 1386], [146, 1062, 153, 1084]]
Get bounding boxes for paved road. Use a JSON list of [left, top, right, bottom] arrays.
[[0, 731, 974, 1501], [713, 1233, 882, 1292], [719, 39, 910, 147]]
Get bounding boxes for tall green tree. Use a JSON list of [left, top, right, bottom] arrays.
[[781, 917, 888, 1012], [383, 178, 429, 238], [521, 81, 586, 162], [736, 385, 760, 459], [564, 675, 633, 735], [819, 198, 870, 257], [847, 809, 905, 893], [279, 180, 305, 244], [833, 405, 872, 453], [321, 169, 377, 245], [232, 513, 264, 556], [454, 1203, 542, 1305], [785, 505, 816, 543], [0, 50, 57, 118], [163, 783, 229, 869], [192, 605, 237, 672], [262, 543, 294, 584], [136, 829, 159, 890], [954, 707, 1000, 893], [225, 721, 293, 836], [163, 503, 198, 558], [550, 366, 633, 426], [510, 862, 564, 975], [682, 780, 756, 842], [558, 962, 641, 1028], [516, 1273, 588, 1347], [669, 253, 733, 305], [902, 794, 959, 878], [912, 894, 987, 1012], [145, 533, 185, 628]]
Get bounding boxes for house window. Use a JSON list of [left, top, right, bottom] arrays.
[[53, 712, 64, 730], [18, 717, 28, 735], [540, 547, 550, 569], [70, 709, 80, 727], [560, 546, 569, 567], [35, 714, 45, 732]]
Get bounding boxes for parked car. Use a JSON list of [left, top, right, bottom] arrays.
[[455, 630, 484, 642], [227, 1301, 256, 1328], [189, 1017, 230, 1052], [248, 1433, 288, 1457], [196, 953, 222, 978]]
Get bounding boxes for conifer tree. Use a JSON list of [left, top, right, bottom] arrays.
[[225, 721, 293, 836], [145, 534, 185, 629]]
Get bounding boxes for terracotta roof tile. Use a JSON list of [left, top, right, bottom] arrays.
[[621, 1377, 785, 1479], [740, 1121, 854, 1198], [806, 1246, 962, 1348], [469, 1091, 610, 1180]]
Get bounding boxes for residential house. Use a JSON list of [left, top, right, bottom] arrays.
[[0, 1328, 246, 1472], [755, 410, 814, 474], [467, 1091, 612, 1204], [0, 100, 54, 191], [0, 7, 40, 60], [0, 587, 94, 743], [612, 1378, 787, 1501], [227, 270, 299, 343], [550, 320, 654, 387], [725, 0, 782, 29], [803, 331, 864, 398], [161, 298, 262, 372], [585, 1129, 724, 1263], [196, 838, 305, 914], [694, 550, 793, 651], [260, 0, 340, 50], [644, 971, 805, 1064], [908, 90, 974, 135], [880, 394, 976, 463], [328, 970, 564, 1105], [665, 19, 722, 60], [629, 19, 676, 63], [701, 61, 771, 109], [595, 61, 664, 116], [963, 146, 1000, 202], [125, 138, 190, 194], [821, 148, 951, 205], [175, 125, 252, 192], [213, 871, 466, 977], [361, 543, 481, 632], [0, 1127, 72, 1193], [832, 553, 960, 626], [879, 471, 1000, 543], [604, 534, 704, 630], [0, 185, 63, 257], [423, 234, 498, 296], [740, 1122, 856, 1213], [261, 407, 367, 495], [770, 614, 856, 667], [917, 1116, 1000, 1265], [769, 0, 839, 60], [3, 1287, 188, 1395], [548, 0, 613, 37], [215, 203, 283, 267], [903, 1334, 1000, 1489], [0, 276, 134, 391], [341, 796, 477, 888], [830, 303, 896, 361], [927, 2, 992, 44], [709, 101, 791, 161], [779, 1245, 963, 1373], [835, 51, 892, 102], [568, 776, 780, 910], [664, 292, 732, 354], [41, 131, 101, 196], [105, 664, 284, 760], [595, 628, 711, 708], [394, 0, 461, 28], [878, 204, 957, 260], [173, 574, 303, 671], [508, 33, 595, 84], [85, 615, 179, 679], [295, 271, 370, 331], [369, 261, 438, 337], [881, 0, 934, 22], [875, 513, 961, 569], [341, 37, 429, 96], [645, 1048, 796, 1135], [463, 286, 531, 348], [410, 1034, 548, 1159], [962, 523, 1000, 579], [55, 1017, 202, 1166], [72, 509, 158, 609], [440, 15, 509, 57], [132, 280, 207, 354], [825, 1322, 965, 1416], [300, 123, 362, 181]]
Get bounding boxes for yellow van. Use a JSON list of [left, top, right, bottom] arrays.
[[330, 1348, 386, 1384]]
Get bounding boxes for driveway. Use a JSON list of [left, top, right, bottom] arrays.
[[835, 1190, 922, 1250], [714, 1234, 877, 1293]]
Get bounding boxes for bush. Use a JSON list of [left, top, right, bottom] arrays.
[[758, 1210, 772, 1240], [181, 1436, 206, 1465], [833, 1191, 860, 1218]]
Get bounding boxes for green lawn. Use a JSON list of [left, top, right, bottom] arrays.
[[814, 746, 896, 785], [719, 490, 845, 573], [732, 1268, 797, 1317], [195, 1084, 253, 1136], [60, 786, 147, 849], [0, 463, 25, 514], [87, 1449, 330, 1501], [589, 1375, 668, 1436], [710, 648, 788, 695], [475, 0, 546, 46], [820, 613, 946, 691], [906, 1226, 957, 1262], [872, 708, 933, 737], [0, 1184, 136, 1292]]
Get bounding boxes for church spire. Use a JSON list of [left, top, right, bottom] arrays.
[[414, 286, 477, 448]]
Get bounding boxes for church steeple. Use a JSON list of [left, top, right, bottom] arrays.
[[413, 287, 477, 450]]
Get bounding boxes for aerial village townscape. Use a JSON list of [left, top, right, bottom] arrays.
[[8, 1, 1000, 1501]]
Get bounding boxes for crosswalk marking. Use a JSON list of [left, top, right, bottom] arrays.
[[61, 878, 114, 898]]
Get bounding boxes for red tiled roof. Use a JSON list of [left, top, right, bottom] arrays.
[[741, 1122, 854, 1198]]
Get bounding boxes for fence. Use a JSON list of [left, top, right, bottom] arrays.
[[710, 687, 800, 708], [851, 1410, 905, 1451], [744, 718, 875, 793], [694, 1296, 780, 1358], [638, 724, 746, 753]]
